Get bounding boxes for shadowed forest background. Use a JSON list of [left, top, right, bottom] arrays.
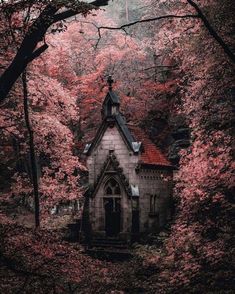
[[0, 0, 234, 293]]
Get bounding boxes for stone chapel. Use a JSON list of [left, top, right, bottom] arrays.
[[83, 77, 173, 243]]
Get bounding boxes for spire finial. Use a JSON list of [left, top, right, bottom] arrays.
[[107, 75, 114, 91]]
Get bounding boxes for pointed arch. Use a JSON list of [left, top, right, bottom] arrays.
[[104, 177, 121, 196]]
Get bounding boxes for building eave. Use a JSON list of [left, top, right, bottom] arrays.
[[136, 163, 175, 171]]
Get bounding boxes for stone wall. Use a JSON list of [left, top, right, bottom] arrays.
[[87, 125, 139, 185], [137, 168, 173, 232], [87, 124, 172, 239]]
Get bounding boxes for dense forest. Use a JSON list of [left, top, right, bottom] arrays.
[[0, 0, 234, 293]]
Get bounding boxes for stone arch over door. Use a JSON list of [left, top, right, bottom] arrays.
[[103, 177, 122, 237]]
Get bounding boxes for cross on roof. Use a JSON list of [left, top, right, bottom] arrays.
[[107, 75, 114, 90]]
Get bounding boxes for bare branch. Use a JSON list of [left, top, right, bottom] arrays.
[[98, 14, 200, 31], [97, 7, 234, 64], [95, 14, 199, 49]]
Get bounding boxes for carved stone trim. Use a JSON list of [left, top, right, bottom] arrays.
[[89, 153, 131, 198]]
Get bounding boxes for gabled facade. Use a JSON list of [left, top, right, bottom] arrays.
[[84, 78, 173, 242]]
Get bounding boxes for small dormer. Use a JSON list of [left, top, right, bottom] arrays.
[[101, 76, 120, 119]]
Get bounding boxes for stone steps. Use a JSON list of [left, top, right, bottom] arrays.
[[86, 237, 132, 259], [91, 238, 128, 250], [86, 240, 132, 260], [86, 247, 131, 256]]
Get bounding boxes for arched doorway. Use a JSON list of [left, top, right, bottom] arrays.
[[104, 178, 121, 237]]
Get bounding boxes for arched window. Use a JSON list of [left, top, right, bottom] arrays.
[[105, 178, 121, 196]]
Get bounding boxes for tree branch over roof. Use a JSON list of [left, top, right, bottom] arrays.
[[95, 14, 199, 47], [97, 1, 235, 64], [0, 0, 233, 104], [98, 14, 200, 31]]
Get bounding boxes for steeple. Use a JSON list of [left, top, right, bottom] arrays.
[[107, 75, 114, 91], [101, 76, 120, 119]]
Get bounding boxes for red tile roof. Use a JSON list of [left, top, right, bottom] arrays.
[[128, 125, 171, 167]]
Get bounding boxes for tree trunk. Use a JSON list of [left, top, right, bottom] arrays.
[[0, 1, 110, 103], [22, 71, 40, 228], [0, 5, 58, 103]]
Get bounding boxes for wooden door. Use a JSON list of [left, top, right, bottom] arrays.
[[104, 198, 121, 237]]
